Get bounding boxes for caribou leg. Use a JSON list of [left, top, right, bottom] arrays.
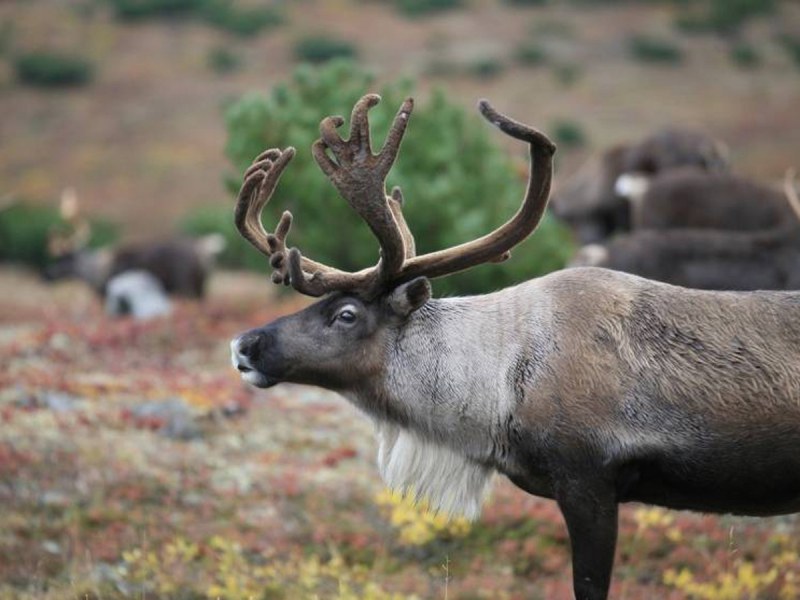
[[556, 479, 618, 600]]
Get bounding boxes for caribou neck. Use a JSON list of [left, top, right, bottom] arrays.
[[351, 284, 555, 469]]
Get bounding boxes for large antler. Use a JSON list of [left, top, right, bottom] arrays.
[[234, 95, 555, 298], [392, 100, 555, 282], [235, 95, 414, 297]]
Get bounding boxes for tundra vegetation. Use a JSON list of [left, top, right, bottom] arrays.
[[3, 271, 800, 598]]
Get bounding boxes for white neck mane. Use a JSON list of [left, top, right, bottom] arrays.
[[376, 422, 494, 520]]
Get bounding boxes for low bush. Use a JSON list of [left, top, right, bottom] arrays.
[[728, 42, 761, 69], [627, 35, 683, 64], [515, 41, 548, 66], [207, 46, 241, 74], [201, 1, 282, 37], [467, 57, 505, 79], [106, 0, 282, 37], [778, 35, 800, 68], [0, 203, 117, 269], [552, 62, 581, 87], [393, 0, 463, 17], [106, 0, 203, 20], [551, 120, 587, 150], [293, 36, 357, 64], [674, 0, 776, 34], [184, 60, 574, 296], [14, 52, 94, 88]]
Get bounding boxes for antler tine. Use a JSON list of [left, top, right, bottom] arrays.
[[235, 147, 349, 292], [389, 186, 416, 259], [308, 94, 415, 296], [393, 99, 555, 283], [235, 148, 294, 259]]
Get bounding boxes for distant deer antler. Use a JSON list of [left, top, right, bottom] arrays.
[[48, 188, 91, 257], [235, 94, 556, 298], [784, 168, 800, 222]]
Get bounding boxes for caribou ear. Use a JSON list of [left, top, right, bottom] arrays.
[[388, 277, 431, 317]]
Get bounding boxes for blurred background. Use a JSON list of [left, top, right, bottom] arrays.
[[1, 0, 800, 598]]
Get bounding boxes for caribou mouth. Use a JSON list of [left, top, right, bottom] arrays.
[[230, 339, 279, 388], [240, 370, 278, 389]]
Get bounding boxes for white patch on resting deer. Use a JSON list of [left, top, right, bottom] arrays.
[[569, 243, 609, 267], [376, 423, 493, 520], [614, 173, 650, 203]]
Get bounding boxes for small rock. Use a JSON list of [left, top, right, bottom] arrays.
[[131, 398, 200, 440], [42, 540, 61, 555]]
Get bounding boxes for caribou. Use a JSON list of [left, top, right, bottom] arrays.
[[572, 171, 800, 290], [619, 167, 798, 232], [44, 191, 224, 299], [229, 95, 800, 600], [550, 128, 729, 244]]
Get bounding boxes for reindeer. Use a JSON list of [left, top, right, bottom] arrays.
[[551, 128, 729, 244], [44, 191, 224, 299], [618, 167, 797, 232], [229, 96, 800, 600], [571, 171, 800, 290]]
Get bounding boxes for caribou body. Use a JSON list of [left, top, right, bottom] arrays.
[[550, 128, 729, 244], [229, 96, 800, 600]]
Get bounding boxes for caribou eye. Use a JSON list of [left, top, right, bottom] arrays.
[[336, 307, 357, 324]]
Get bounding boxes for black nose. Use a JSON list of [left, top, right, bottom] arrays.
[[238, 333, 262, 362]]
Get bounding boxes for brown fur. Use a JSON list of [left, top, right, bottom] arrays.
[[551, 129, 729, 243], [44, 237, 218, 298], [630, 168, 796, 231]]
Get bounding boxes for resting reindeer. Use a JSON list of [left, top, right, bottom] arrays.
[[572, 171, 800, 290], [44, 192, 224, 299], [618, 167, 798, 232], [229, 95, 800, 600], [551, 129, 729, 244]]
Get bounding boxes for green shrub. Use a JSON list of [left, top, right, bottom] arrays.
[[187, 60, 573, 296], [14, 52, 94, 88], [778, 35, 800, 68], [0, 203, 117, 269], [674, 0, 776, 34], [728, 42, 761, 69], [551, 120, 587, 149], [468, 57, 505, 79], [294, 36, 357, 64], [551, 62, 581, 87], [106, 0, 203, 20], [505, 0, 548, 5], [207, 46, 241, 74], [394, 0, 463, 17], [515, 41, 548, 66], [201, 1, 282, 37], [106, 0, 282, 37], [627, 35, 683, 64]]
